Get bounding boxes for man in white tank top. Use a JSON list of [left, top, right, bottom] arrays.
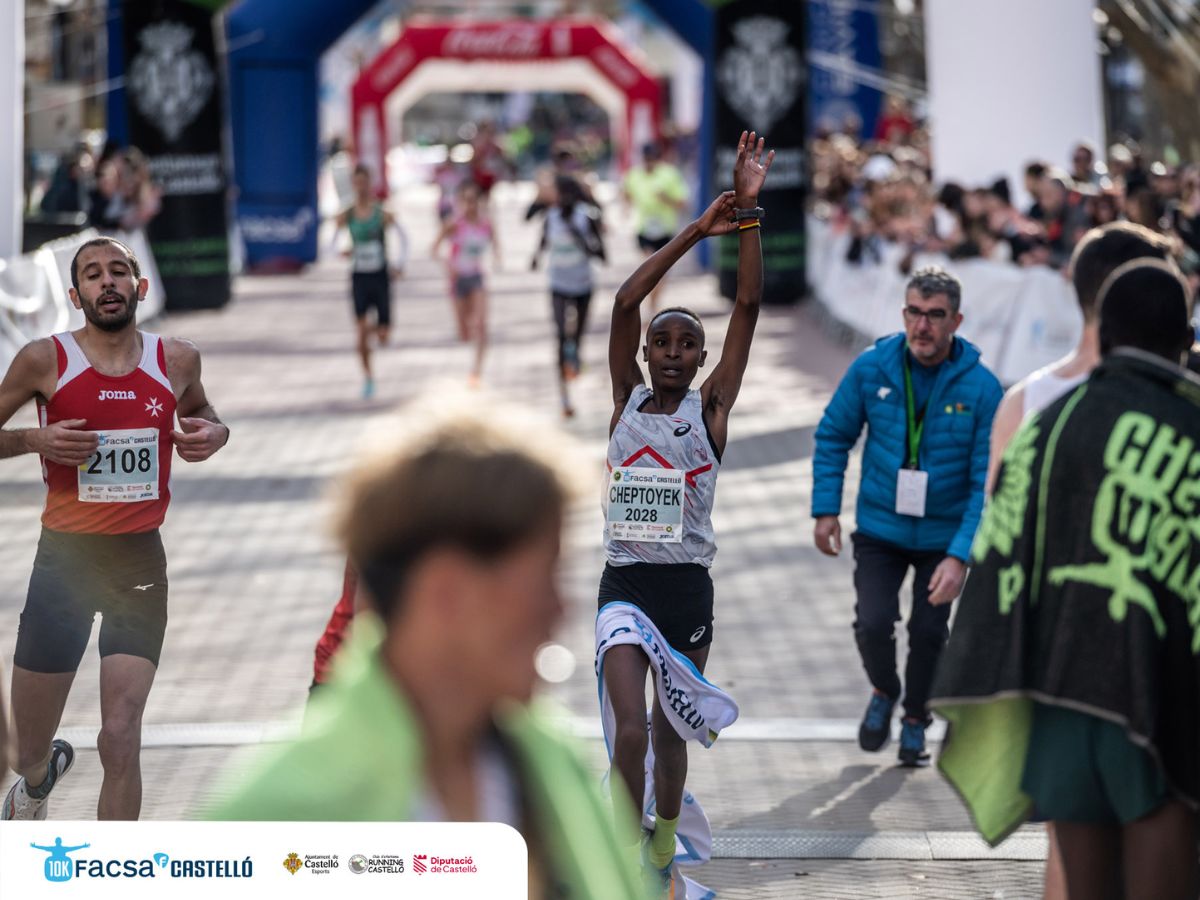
[[600, 131, 774, 896], [983, 221, 1172, 899], [987, 223, 1173, 491]]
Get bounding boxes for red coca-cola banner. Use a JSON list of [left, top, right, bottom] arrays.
[[351, 19, 662, 194]]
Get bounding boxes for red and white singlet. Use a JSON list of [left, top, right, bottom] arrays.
[[38, 331, 177, 534]]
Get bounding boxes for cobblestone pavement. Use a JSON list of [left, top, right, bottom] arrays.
[[0, 185, 1044, 896]]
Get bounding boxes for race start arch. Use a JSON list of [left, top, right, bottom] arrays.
[[352, 19, 662, 199]]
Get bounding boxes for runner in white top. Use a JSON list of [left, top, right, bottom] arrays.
[[987, 222, 1173, 491], [600, 131, 773, 897], [983, 221, 1173, 900], [530, 175, 606, 418]]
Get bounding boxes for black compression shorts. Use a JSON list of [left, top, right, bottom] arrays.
[[15, 528, 169, 672], [352, 270, 391, 326], [597, 562, 714, 651]]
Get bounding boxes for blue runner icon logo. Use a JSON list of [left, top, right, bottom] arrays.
[[32, 837, 90, 882]]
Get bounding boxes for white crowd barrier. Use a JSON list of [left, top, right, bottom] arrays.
[[0, 229, 165, 372], [806, 216, 1084, 386]]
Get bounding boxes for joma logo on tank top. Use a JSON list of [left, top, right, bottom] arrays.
[[97, 390, 137, 401]]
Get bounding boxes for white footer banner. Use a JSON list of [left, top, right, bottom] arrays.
[[0, 821, 527, 897]]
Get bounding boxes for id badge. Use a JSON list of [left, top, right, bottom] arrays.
[[896, 468, 928, 518]]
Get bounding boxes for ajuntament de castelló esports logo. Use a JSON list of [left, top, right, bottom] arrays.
[[280, 852, 339, 874], [34, 837, 253, 882]]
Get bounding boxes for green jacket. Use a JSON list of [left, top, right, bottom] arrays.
[[211, 622, 646, 900]]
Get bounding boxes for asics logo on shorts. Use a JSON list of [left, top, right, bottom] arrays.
[[97, 390, 137, 401], [690, 626, 706, 643]]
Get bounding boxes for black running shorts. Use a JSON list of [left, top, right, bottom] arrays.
[[351, 270, 392, 326], [637, 233, 672, 254], [597, 562, 714, 651], [15, 528, 169, 673]]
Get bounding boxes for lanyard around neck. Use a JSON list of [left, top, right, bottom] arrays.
[[902, 350, 927, 469]]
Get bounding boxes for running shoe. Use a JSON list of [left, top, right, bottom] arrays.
[[858, 691, 895, 752], [650, 861, 674, 899], [362, 378, 375, 400], [640, 831, 675, 899], [563, 340, 581, 380], [898, 718, 930, 767], [2, 739, 75, 820]]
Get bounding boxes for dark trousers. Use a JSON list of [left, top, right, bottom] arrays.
[[551, 290, 591, 368], [851, 532, 952, 722]]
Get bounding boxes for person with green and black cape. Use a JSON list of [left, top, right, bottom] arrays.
[[930, 258, 1200, 900]]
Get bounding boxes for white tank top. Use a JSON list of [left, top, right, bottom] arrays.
[[604, 385, 719, 567], [1022, 366, 1088, 416], [545, 206, 595, 296]]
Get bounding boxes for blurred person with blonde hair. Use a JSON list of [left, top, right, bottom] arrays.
[[213, 404, 647, 900]]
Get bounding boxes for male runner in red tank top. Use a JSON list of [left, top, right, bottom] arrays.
[[0, 237, 228, 820]]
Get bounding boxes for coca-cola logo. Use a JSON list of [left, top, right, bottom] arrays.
[[441, 26, 544, 59], [591, 46, 639, 88], [371, 46, 415, 92]]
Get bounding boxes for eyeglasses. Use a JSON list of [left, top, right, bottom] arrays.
[[902, 305, 950, 323]]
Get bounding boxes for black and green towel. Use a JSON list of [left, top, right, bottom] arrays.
[[930, 348, 1200, 845]]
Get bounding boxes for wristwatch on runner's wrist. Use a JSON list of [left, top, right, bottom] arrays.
[[732, 207, 765, 222]]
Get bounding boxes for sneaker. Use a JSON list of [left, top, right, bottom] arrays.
[[898, 718, 931, 767], [651, 861, 674, 899], [639, 832, 675, 899], [2, 739, 75, 820], [858, 691, 896, 752], [361, 378, 375, 400]]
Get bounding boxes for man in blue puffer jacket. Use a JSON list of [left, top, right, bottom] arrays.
[[812, 267, 1002, 767]]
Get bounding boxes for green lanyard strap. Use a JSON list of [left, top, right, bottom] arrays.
[[902, 352, 926, 469]]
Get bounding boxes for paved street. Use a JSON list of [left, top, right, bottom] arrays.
[[0, 186, 1045, 897]]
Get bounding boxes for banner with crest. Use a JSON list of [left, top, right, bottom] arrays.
[[122, 0, 230, 311], [713, 1, 806, 304]]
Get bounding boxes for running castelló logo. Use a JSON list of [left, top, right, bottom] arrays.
[[33, 837, 90, 883], [283, 853, 303, 874]]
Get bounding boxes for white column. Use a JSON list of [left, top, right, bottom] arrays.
[[0, 0, 24, 258], [925, 0, 1104, 206]]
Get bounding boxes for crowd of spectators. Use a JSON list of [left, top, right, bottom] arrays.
[[811, 97, 1200, 279], [37, 141, 161, 234]]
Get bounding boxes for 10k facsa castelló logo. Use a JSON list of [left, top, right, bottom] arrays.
[[35, 837, 253, 882]]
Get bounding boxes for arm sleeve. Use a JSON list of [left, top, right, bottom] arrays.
[[812, 356, 868, 518], [948, 375, 1004, 561], [388, 221, 409, 268]]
